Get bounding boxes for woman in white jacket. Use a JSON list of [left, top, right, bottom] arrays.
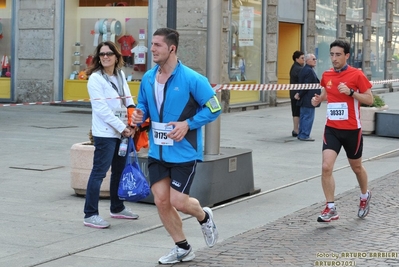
[[83, 41, 138, 229]]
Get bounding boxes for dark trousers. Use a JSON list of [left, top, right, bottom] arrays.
[[84, 136, 126, 218], [298, 107, 315, 139]]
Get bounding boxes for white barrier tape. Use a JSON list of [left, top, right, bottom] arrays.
[[1, 78, 398, 107], [212, 83, 322, 92], [212, 78, 399, 92]]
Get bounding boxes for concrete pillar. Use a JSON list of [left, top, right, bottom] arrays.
[[204, 0, 222, 155], [12, 0, 64, 102], [265, 0, 278, 106]]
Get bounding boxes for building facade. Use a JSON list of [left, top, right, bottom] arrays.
[[0, 0, 397, 108]]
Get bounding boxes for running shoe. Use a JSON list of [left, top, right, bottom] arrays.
[[158, 245, 195, 264], [110, 207, 139, 219], [83, 215, 110, 229], [201, 207, 219, 247], [358, 191, 372, 218], [317, 205, 339, 222]]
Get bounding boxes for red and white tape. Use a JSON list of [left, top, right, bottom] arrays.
[[1, 78, 398, 107]]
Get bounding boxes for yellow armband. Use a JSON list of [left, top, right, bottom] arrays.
[[205, 95, 222, 113]]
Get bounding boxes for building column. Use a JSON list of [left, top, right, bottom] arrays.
[[265, 0, 278, 106], [13, 0, 63, 102]]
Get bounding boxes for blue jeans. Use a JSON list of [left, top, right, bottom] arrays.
[[84, 136, 127, 218], [298, 106, 315, 139]]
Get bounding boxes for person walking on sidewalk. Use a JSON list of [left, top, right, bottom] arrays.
[[83, 41, 139, 229], [296, 53, 321, 141], [312, 40, 373, 223], [289, 50, 305, 137], [130, 28, 221, 264]]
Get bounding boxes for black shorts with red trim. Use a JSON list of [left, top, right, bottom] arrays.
[[322, 126, 363, 159]]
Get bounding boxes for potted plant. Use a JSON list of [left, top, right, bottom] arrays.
[[360, 94, 388, 135], [70, 130, 111, 197]]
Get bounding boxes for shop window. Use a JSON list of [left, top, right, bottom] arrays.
[[315, 0, 338, 78], [395, 0, 399, 14], [79, 0, 148, 6]]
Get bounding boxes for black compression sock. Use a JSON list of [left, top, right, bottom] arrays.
[[198, 210, 209, 225], [175, 240, 191, 250]]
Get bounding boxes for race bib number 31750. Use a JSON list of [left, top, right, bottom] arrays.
[[151, 121, 174, 146]]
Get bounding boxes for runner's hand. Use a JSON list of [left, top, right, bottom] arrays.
[[166, 121, 189, 142]]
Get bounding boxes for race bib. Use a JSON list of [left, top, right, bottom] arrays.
[[327, 102, 348, 120], [113, 108, 127, 124], [151, 121, 174, 146]]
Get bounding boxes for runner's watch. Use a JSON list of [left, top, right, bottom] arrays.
[[349, 89, 355, 97]]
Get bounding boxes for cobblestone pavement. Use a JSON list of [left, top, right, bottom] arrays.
[[171, 170, 399, 267]]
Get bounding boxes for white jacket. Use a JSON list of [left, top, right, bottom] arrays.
[[88, 70, 135, 138]]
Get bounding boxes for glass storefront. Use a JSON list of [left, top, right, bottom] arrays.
[[0, 0, 11, 100], [346, 0, 363, 72], [346, 0, 387, 81], [230, 1, 262, 83], [63, 0, 148, 100], [315, 0, 338, 78], [393, 0, 399, 78], [370, 0, 386, 80], [229, 1, 262, 103]]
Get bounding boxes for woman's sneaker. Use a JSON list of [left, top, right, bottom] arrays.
[[83, 215, 110, 229], [158, 245, 195, 264], [201, 207, 219, 247], [110, 207, 139, 219], [317, 205, 339, 222]]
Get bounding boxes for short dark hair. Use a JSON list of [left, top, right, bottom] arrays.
[[153, 28, 180, 52], [330, 40, 350, 54], [292, 50, 304, 61]]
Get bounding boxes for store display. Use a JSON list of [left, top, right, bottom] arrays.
[[94, 18, 122, 44], [1, 54, 9, 77], [118, 34, 136, 67], [71, 43, 83, 79]]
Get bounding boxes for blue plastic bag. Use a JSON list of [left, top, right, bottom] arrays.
[[118, 137, 150, 202]]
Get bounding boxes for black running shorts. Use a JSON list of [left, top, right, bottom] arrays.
[[147, 157, 197, 195], [322, 126, 363, 159]]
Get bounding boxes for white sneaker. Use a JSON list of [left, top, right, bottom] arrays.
[[158, 245, 195, 264], [201, 207, 219, 247], [83, 215, 110, 229]]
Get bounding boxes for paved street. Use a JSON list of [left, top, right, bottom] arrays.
[[174, 168, 399, 267]]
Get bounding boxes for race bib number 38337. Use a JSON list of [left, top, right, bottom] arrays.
[[151, 121, 174, 146], [327, 102, 348, 120]]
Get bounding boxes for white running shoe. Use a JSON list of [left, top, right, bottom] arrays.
[[201, 207, 219, 247], [158, 245, 195, 264]]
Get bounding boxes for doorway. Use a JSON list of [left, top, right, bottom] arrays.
[[277, 22, 302, 98]]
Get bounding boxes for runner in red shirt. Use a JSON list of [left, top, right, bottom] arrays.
[[312, 40, 373, 223]]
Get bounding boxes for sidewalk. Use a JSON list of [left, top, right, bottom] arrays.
[[0, 92, 398, 267]]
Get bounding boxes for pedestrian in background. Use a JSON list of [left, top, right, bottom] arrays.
[[296, 53, 321, 141], [83, 41, 139, 229], [130, 28, 221, 264], [289, 50, 305, 137], [312, 39, 373, 223]]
